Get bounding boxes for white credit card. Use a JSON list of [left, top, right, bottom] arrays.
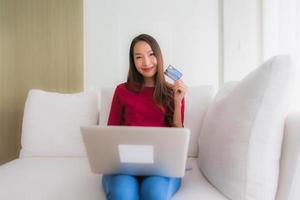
[[164, 65, 183, 81]]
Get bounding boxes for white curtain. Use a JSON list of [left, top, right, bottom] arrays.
[[262, 0, 300, 111]]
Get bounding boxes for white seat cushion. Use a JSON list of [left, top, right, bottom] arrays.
[[0, 158, 226, 200], [20, 90, 99, 157], [174, 158, 228, 200], [198, 55, 294, 200], [0, 158, 105, 200], [100, 85, 214, 157]]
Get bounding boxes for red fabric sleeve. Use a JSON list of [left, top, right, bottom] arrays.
[[107, 87, 123, 125]]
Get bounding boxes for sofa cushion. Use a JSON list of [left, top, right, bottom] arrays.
[[100, 86, 214, 157], [99, 87, 114, 126], [20, 90, 98, 157], [174, 158, 228, 200], [198, 55, 294, 200], [0, 158, 105, 200], [0, 158, 227, 200], [276, 112, 300, 200]]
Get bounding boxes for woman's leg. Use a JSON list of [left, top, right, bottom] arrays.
[[140, 176, 181, 200], [102, 174, 139, 200]]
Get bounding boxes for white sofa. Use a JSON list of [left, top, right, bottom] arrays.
[[0, 55, 299, 200]]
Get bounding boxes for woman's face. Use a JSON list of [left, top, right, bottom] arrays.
[[133, 41, 158, 79]]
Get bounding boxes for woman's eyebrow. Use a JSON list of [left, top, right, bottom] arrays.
[[134, 50, 153, 55]]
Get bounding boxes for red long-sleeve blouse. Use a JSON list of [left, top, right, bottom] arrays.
[[107, 83, 184, 127]]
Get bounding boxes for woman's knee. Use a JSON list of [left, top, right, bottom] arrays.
[[102, 175, 139, 200], [141, 176, 173, 200]]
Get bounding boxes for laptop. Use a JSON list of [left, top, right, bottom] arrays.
[[81, 126, 190, 177]]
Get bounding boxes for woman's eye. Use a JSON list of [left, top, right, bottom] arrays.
[[135, 56, 142, 59], [150, 53, 155, 56]]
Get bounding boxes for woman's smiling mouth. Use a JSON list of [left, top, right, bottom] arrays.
[[142, 67, 154, 72]]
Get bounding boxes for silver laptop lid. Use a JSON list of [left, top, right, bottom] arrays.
[[81, 126, 190, 177]]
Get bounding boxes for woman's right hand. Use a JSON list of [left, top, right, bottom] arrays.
[[172, 80, 187, 105]]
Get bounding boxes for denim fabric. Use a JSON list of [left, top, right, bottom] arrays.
[[102, 174, 181, 200]]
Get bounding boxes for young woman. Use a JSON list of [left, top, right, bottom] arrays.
[[102, 34, 187, 200]]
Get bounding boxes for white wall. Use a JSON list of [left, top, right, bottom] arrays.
[[84, 1, 299, 111], [223, 0, 262, 82], [84, 0, 220, 91], [84, 0, 266, 91], [262, 0, 300, 110]]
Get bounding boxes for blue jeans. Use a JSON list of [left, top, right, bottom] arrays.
[[102, 175, 181, 200]]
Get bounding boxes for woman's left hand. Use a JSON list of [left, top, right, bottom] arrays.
[[172, 80, 187, 105]]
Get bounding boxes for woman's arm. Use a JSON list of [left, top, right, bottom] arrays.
[[172, 80, 187, 127], [173, 98, 185, 127]]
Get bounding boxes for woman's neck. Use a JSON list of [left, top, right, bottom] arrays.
[[144, 77, 155, 87]]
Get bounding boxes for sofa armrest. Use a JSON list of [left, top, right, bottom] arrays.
[[276, 112, 300, 200]]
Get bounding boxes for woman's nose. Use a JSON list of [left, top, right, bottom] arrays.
[[143, 56, 151, 66]]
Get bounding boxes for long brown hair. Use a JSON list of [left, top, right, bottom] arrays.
[[126, 34, 175, 127]]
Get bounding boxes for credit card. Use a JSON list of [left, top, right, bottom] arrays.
[[164, 65, 183, 81]]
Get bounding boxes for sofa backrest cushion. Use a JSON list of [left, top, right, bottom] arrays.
[[100, 85, 214, 157], [276, 112, 300, 200], [198, 55, 294, 200], [20, 90, 98, 157]]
